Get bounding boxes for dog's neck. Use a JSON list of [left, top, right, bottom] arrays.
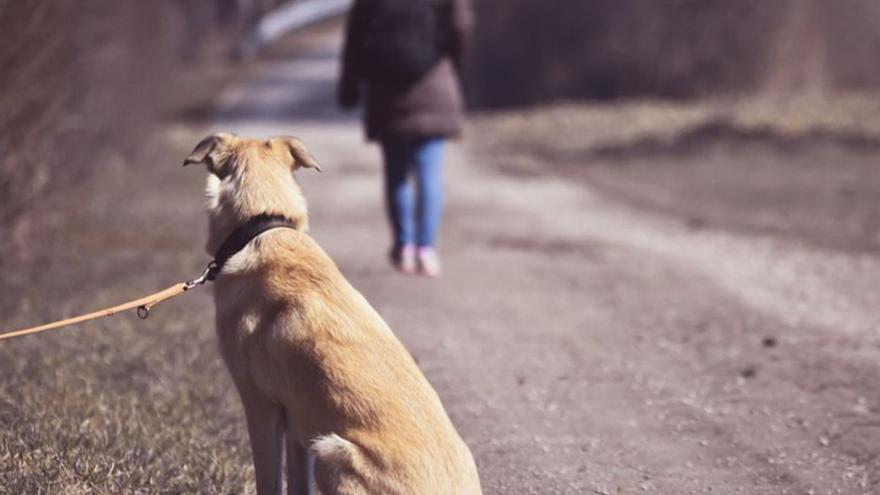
[[207, 211, 304, 257], [206, 213, 298, 280]]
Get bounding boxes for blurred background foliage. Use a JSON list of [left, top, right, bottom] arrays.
[[0, 0, 283, 256], [467, 0, 880, 106], [2, 0, 880, 251]]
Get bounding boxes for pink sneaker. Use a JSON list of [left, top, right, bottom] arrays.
[[390, 244, 416, 274], [416, 247, 442, 277]]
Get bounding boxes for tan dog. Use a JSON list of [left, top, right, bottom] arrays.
[[184, 133, 482, 495]]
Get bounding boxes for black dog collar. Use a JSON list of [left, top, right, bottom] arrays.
[[204, 214, 298, 282]]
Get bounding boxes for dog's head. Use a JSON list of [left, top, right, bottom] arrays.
[[183, 132, 321, 253]]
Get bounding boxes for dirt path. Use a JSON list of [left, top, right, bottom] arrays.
[[3, 23, 880, 495]]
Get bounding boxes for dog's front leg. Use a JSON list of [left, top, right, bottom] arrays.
[[242, 394, 285, 495], [286, 434, 312, 495]]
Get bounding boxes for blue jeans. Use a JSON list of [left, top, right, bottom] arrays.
[[381, 138, 445, 248]]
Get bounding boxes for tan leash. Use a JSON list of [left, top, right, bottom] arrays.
[[0, 215, 298, 343], [0, 265, 214, 342]]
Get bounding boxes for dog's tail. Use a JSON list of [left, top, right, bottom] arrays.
[[310, 434, 370, 492], [310, 433, 405, 494]]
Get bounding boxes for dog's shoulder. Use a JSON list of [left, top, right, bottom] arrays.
[[264, 231, 340, 280], [258, 231, 362, 306]]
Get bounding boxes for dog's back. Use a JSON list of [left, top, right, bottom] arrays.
[[218, 230, 482, 494]]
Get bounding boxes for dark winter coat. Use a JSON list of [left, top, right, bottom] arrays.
[[338, 0, 475, 142]]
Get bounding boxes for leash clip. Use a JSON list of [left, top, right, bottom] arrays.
[[136, 305, 150, 319], [185, 261, 218, 290]]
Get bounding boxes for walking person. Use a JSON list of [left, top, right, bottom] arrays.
[[337, 0, 475, 277]]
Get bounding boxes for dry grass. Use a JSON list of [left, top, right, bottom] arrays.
[[0, 128, 257, 494], [0, 5, 295, 490]]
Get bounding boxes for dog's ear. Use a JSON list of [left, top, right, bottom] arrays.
[[183, 132, 236, 177], [272, 135, 321, 172]]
